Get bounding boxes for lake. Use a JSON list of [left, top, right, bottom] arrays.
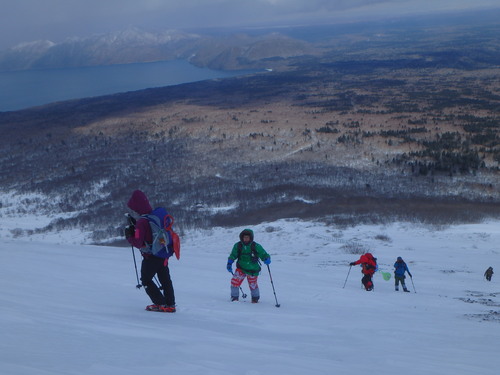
[[0, 60, 252, 112]]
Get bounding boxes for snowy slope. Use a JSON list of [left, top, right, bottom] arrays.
[[1, 219, 499, 375]]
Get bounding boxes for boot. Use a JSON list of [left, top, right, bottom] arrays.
[[251, 297, 259, 303], [231, 296, 239, 302], [366, 282, 374, 291], [159, 305, 176, 313], [145, 304, 160, 311]]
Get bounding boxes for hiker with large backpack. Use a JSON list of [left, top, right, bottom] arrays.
[[227, 229, 271, 303], [394, 256, 412, 292], [125, 190, 179, 313], [349, 252, 377, 291]]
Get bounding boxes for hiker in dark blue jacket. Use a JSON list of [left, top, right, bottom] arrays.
[[394, 257, 412, 292]]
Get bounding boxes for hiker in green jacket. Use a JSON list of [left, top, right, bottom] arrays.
[[227, 229, 271, 303]]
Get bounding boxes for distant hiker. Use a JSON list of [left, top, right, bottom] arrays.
[[394, 256, 412, 292], [484, 267, 494, 281], [227, 229, 271, 303], [349, 252, 377, 291], [125, 190, 176, 313]]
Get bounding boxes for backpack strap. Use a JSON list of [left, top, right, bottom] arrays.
[[164, 214, 174, 230], [237, 241, 258, 261], [141, 213, 168, 252]]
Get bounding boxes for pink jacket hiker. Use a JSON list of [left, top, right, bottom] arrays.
[[127, 190, 153, 251]]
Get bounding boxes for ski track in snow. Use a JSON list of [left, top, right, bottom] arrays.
[[1, 219, 500, 374]]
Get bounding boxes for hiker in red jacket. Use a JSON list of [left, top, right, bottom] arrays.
[[125, 190, 176, 313], [350, 253, 377, 291]]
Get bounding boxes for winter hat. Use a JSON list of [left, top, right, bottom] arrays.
[[397, 257, 403, 262]]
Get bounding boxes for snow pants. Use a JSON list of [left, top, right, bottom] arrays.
[[395, 275, 407, 290], [361, 273, 374, 291], [141, 255, 175, 306], [231, 268, 259, 299]]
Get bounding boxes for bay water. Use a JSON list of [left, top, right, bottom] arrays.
[[0, 60, 250, 112]]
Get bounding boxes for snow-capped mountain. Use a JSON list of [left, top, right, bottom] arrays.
[[0, 28, 314, 71]]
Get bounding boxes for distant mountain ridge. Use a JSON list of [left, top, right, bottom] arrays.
[[0, 28, 316, 72]]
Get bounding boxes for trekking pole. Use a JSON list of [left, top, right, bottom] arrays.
[[266, 264, 281, 308], [131, 244, 160, 290], [239, 286, 247, 299], [130, 246, 142, 289], [410, 276, 417, 293], [230, 271, 248, 299], [125, 214, 142, 289], [343, 265, 352, 288]]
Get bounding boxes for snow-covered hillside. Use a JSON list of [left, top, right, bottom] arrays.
[[1, 219, 499, 375]]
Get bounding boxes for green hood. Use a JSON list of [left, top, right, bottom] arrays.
[[239, 229, 254, 242]]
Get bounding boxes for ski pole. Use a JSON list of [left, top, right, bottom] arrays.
[[230, 271, 248, 299], [343, 265, 352, 288], [266, 264, 280, 308], [410, 276, 417, 293]]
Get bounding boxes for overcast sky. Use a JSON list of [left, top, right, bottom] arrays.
[[1, 0, 498, 50]]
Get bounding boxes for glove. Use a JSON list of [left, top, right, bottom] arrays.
[[125, 213, 136, 226], [264, 257, 271, 265], [349, 262, 356, 266], [227, 259, 234, 273], [124, 225, 135, 239]]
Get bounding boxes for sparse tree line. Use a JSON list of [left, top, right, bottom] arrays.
[[3, 136, 499, 245], [1, 111, 498, 244]]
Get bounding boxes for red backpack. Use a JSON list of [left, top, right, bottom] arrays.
[[362, 253, 377, 273]]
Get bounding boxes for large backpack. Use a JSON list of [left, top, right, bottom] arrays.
[[142, 207, 180, 259], [363, 253, 378, 272]]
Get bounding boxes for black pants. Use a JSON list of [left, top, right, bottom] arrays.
[[361, 274, 374, 291], [141, 256, 175, 306]]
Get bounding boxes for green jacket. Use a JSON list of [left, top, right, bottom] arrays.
[[228, 241, 270, 276]]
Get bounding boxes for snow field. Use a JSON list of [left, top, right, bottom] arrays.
[[1, 219, 499, 374]]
